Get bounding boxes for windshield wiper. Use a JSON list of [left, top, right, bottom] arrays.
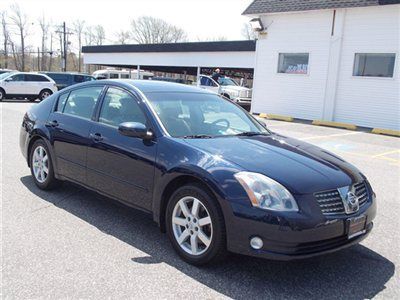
[[183, 134, 213, 139], [235, 132, 268, 137]]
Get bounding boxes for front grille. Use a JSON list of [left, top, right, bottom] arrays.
[[315, 190, 345, 215], [354, 181, 368, 207], [315, 181, 369, 216], [240, 90, 252, 98]]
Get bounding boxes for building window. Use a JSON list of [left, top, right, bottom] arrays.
[[278, 53, 309, 74], [353, 53, 396, 78]]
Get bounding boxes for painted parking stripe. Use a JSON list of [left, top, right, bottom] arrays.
[[372, 149, 400, 158], [300, 132, 362, 141]]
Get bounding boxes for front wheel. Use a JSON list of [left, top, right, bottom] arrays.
[[30, 139, 60, 190], [38, 89, 52, 101], [0, 88, 5, 101], [166, 184, 226, 265]]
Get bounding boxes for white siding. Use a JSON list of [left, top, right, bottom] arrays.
[[252, 10, 333, 120], [334, 5, 400, 130], [252, 5, 400, 130]]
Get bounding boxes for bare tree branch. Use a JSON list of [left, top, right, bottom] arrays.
[[73, 19, 85, 72], [9, 3, 30, 71], [241, 23, 256, 40], [130, 16, 187, 44], [1, 11, 10, 68]]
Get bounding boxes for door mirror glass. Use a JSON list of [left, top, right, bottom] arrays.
[[118, 122, 152, 139], [5, 77, 13, 82]]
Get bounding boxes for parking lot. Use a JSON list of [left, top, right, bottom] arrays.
[[1, 100, 399, 299]]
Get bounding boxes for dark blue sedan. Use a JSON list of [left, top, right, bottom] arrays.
[[20, 80, 376, 265]]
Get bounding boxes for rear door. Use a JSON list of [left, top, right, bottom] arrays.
[[48, 85, 105, 183], [25, 74, 50, 95], [86, 86, 157, 210]]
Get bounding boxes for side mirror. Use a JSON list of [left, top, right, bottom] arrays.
[[118, 122, 153, 139], [5, 77, 13, 82]]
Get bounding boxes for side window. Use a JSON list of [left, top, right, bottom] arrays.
[[63, 86, 103, 119], [109, 73, 119, 79], [26, 74, 49, 82], [73, 75, 84, 83], [200, 76, 208, 86], [353, 53, 396, 78], [10, 74, 24, 81], [56, 92, 69, 112], [120, 74, 129, 79], [99, 87, 146, 127], [278, 53, 309, 74]]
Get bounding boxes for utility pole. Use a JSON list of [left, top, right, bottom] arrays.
[[37, 47, 40, 71], [63, 22, 67, 71]]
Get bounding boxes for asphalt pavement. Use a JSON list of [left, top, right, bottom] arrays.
[[1, 99, 399, 299]]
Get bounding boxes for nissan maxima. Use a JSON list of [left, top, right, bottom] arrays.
[[20, 80, 376, 265]]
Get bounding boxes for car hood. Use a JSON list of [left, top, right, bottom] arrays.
[[183, 134, 363, 195]]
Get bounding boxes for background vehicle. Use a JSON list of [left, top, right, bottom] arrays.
[[0, 69, 16, 75], [151, 76, 192, 85], [93, 69, 154, 80], [199, 75, 252, 105], [0, 72, 57, 101], [41, 72, 95, 90], [20, 80, 376, 266]]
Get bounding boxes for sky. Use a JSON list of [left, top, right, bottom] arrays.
[[2, 0, 254, 50]]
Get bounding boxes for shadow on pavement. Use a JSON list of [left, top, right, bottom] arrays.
[[20, 176, 395, 299]]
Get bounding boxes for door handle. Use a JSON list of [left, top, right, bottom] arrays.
[[90, 133, 103, 142], [46, 120, 59, 127]]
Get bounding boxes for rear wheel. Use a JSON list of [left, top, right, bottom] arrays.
[[38, 89, 52, 101], [30, 139, 60, 190], [166, 184, 226, 265]]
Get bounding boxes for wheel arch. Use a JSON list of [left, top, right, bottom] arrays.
[[156, 174, 226, 233]]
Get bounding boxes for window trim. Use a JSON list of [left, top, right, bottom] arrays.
[[277, 52, 310, 76], [59, 85, 106, 121], [352, 52, 397, 79], [95, 85, 151, 129]]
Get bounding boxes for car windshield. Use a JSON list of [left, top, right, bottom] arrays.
[[145, 92, 268, 138], [218, 77, 238, 86]]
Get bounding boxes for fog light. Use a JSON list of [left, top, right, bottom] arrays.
[[250, 237, 263, 250]]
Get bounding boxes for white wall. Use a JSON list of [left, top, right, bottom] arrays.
[[252, 5, 400, 130], [334, 5, 400, 130], [252, 10, 333, 120]]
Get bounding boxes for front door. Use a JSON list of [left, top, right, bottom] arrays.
[[48, 85, 104, 183], [4, 73, 27, 95], [86, 86, 157, 210]]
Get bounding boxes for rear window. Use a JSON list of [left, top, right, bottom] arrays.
[[62, 86, 103, 119], [26, 74, 50, 82]]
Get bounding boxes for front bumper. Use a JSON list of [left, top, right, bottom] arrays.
[[225, 195, 376, 260], [233, 97, 252, 104]]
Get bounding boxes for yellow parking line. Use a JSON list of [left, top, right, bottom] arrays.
[[322, 148, 400, 164], [301, 132, 361, 141], [372, 149, 400, 158]]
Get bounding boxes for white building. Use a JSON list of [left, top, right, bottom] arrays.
[[244, 0, 400, 130]]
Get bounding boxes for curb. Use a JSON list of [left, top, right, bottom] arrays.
[[371, 128, 400, 137], [259, 113, 294, 122], [312, 120, 357, 130]]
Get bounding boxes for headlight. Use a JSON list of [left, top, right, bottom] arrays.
[[234, 172, 298, 212]]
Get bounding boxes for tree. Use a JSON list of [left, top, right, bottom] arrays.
[[130, 16, 187, 44], [1, 11, 10, 68], [115, 30, 131, 44], [38, 14, 49, 71], [241, 23, 256, 40], [93, 25, 105, 45], [73, 19, 85, 72], [9, 4, 29, 71]]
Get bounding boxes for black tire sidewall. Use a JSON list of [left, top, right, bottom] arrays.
[[166, 184, 226, 265], [0, 88, 5, 101], [39, 89, 52, 101], [29, 139, 58, 190]]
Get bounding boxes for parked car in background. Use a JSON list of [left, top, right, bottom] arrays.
[[0, 69, 16, 75], [20, 80, 376, 265], [41, 72, 95, 90], [151, 76, 192, 85], [93, 68, 154, 80], [0, 72, 57, 101], [199, 75, 252, 105]]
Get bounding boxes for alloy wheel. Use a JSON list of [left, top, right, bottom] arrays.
[[172, 196, 213, 256], [32, 146, 49, 183], [41, 91, 51, 100]]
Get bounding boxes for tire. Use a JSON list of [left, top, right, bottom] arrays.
[[166, 183, 226, 266], [29, 139, 61, 190], [0, 88, 5, 101], [38, 89, 52, 101]]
